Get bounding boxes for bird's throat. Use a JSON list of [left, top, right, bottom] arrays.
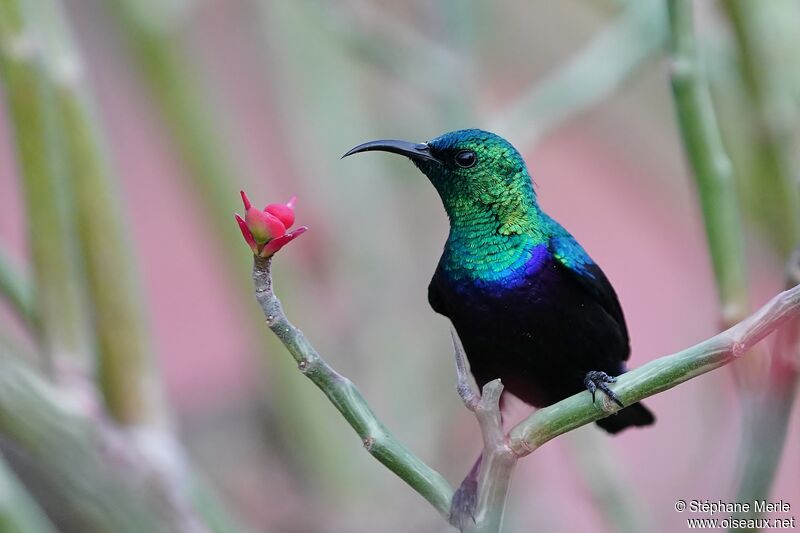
[[441, 199, 548, 286]]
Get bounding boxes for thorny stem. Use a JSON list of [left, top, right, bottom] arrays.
[[256, 253, 800, 531], [251, 256, 455, 518]]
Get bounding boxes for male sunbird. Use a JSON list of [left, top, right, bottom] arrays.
[[343, 129, 654, 432]]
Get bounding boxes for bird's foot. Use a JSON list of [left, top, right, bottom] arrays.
[[584, 371, 624, 408]]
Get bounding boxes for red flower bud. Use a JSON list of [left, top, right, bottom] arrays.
[[236, 190, 306, 257], [246, 208, 286, 244], [265, 196, 296, 229]]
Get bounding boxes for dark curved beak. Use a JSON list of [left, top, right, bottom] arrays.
[[341, 139, 440, 163]]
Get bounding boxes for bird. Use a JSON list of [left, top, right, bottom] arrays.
[[343, 129, 654, 518]]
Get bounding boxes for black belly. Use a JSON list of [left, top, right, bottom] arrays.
[[433, 256, 629, 407]]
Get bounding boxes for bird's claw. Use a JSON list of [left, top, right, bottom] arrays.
[[584, 371, 624, 408]]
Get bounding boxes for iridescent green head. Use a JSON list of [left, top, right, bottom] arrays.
[[344, 129, 539, 232]]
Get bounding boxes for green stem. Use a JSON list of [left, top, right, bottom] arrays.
[[0, 0, 87, 367], [666, 0, 749, 328], [0, 248, 36, 330], [59, 86, 158, 425], [566, 430, 647, 533], [23, 0, 160, 425], [0, 344, 198, 533], [251, 256, 455, 518], [722, 0, 800, 258], [509, 283, 800, 454], [0, 453, 58, 533], [490, 0, 667, 146], [669, 4, 798, 528]]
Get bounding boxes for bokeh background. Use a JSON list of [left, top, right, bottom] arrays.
[[1, 0, 799, 532]]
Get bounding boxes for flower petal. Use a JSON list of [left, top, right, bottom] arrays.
[[265, 200, 295, 229], [235, 214, 259, 255], [246, 208, 286, 243], [240, 190, 253, 211], [260, 226, 308, 257]]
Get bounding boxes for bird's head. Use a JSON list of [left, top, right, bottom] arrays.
[[343, 129, 537, 223]]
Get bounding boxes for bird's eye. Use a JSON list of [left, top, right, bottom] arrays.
[[454, 150, 477, 168]]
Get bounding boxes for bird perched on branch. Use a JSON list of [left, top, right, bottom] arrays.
[[343, 129, 654, 517]]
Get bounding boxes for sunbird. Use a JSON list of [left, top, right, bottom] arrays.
[[344, 129, 654, 519], [344, 128, 654, 433]]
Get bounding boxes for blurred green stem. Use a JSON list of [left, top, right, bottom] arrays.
[[666, 0, 749, 328], [669, 2, 798, 528], [251, 256, 455, 518], [23, 0, 160, 425], [490, 0, 666, 146], [0, 343, 201, 533], [722, 0, 800, 257], [0, 0, 87, 368], [731, 251, 800, 531], [0, 454, 58, 533], [59, 80, 158, 426], [312, 0, 460, 100], [0, 248, 35, 330], [567, 430, 647, 533]]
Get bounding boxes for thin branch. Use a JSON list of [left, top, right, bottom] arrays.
[[451, 329, 478, 410], [508, 283, 800, 454], [468, 380, 514, 533], [449, 332, 515, 533], [251, 255, 455, 518], [489, 0, 667, 146]]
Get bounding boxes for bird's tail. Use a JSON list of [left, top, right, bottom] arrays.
[[595, 401, 655, 434]]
